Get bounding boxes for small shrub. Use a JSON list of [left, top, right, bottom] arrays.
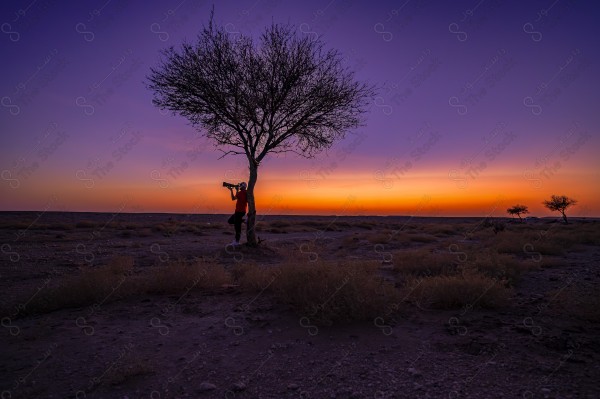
[[467, 250, 525, 284], [341, 234, 362, 247], [408, 233, 437, 243], [392, 249, 457, 277], [22, 256, 135, 315], [76, 220, 96, 228], [354, 221, 375, 230], [409, 272, 511, 310], [270, 220, 291, 228], [50, 223, 75, 231], [366, 232, 392, 244], [138, 228, 153, 237], [233, 262, 279, 291], [268, 260, 399, 324], [422, 224, 456, 236], [146, 261, 231, 294]]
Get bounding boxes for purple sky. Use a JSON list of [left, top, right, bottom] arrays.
[[1, 0, 599, 216]]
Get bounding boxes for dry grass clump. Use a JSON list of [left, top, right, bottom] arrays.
[[408, 233, 437, 243], [408, 271, 511, 310], [392, 249, 457, 277], [352, 221, 376, 230], [48, 223, 76, 231], [75, 220, 97, 228], [366, 231, 393, 244], [145, 261, 231, 294], [22, 256, 136, 315], [269, 220, 291, 228], [17, 257, 233, 315], [341, 233, 362, 247], [296, 220, 337, 230], [266, 260, 399, 324], [232, 262, 279, 291], [150, 221, 209, 236], [466, 249, 526, 284], [485, 221, 600, 256], [138, 228, 153, 237], [0, 221, 32, 229]]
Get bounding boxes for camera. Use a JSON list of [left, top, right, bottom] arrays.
[[222, 181, 239, 189]]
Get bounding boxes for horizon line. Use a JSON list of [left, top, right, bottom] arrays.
[[1, 210, 597, 219]]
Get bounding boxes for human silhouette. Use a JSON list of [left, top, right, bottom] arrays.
[[227, 182, 247, 245]]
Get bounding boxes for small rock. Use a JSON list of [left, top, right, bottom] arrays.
[[197, 382, 217, 392], [288, 383, 300, 390]]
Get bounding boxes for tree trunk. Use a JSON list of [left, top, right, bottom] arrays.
[[246, 161, 259, 246], [561, 211, 568, 224]]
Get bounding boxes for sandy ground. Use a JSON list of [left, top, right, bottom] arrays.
[[1, 212, 599, 399]]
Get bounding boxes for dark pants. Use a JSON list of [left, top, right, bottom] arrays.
[[228, 212, 245, 241]]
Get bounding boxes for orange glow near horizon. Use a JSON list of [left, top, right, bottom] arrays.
[[5, 168, 598, 218]]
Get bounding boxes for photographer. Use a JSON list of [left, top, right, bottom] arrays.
[[226, 182, 247, 246]]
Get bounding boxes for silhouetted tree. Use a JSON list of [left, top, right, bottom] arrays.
[[148, 13, 374, 246], [543, 195, 577, 224], [507, 204, 529, 221]]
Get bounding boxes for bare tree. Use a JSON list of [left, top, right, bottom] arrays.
[[543, 195, 577, 224], [147, 14, 374, 246], [506, 204, 529, 221]]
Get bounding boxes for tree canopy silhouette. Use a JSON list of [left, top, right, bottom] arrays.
[[506, 204, 529, 221], [543, 195, 577, 224], [147, 14, 374, 246]]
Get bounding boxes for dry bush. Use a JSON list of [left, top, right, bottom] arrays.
[[298, 220, 330, 229], [76, 220, 96, 228], [268, 260, 399, 324], [49, 223, 76, 231], [341, 233, 362, 247], [421, 223, 457, 236], [392, 249, 457, 277], [138, 228, 153, 237], [492, 229, 567, 256], [269, 220, 291, 228], [233, 262, 280, 291], [366, 231, 393, 244], [145, 261, 231, 294], [353, 221, 375, 230], [408, 233, 437, 243], [466, 249, 526, 285], [18, 257, 233, 315], [487, 221, 600, 257], [408, 271, 511, 310], [22, 257, 136, 315], [0, 221, 31, 229]]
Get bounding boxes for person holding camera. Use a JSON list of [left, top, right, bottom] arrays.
[[226, 182, 247, 246]]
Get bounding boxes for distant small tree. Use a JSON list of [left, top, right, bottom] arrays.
[[543, 195, 577, 224], [147, 12, 374, 246], [507, 204, 529, 221]]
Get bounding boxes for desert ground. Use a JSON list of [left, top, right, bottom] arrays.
[[0, 211, 599, 399]]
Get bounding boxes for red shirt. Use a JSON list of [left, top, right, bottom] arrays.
[[235, 189, 248, 212]]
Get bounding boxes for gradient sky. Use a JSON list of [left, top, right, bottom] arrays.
[[1, 0, 599, 217]]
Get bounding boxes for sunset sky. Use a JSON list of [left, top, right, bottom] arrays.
[[1, 0, 599, 217]]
